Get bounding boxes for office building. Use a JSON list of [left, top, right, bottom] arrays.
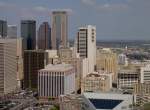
[[96, 48, 117, 80], [81, 72, 112, 93], [7, 25, 17, 38], [38, 64, 75, 99], [118, 54, 128, 66], [140, 64, 150, 83], [38, 22, 51, 50], [0, 20, 7, 38], [59, 47, 73, 59], [77, 25, 96, 75], [134, 82, 150, 105], [59, 48, 82, 91], [21, 20, 36, 50], [16, 38, 23, 88], [117, 69, 140, 91], [51, 11, 68, 49], [23, 50, 48, 89], [0, 39, 18, 94]]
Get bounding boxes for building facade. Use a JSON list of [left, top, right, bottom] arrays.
[[96, 48, 117, 80], [38, 64, 75, 99], [81, 72, 112, 93], [38, 22, 51, 50], [140, 64, 150, 83], [134, 82, 150, 105], [118, 69, 140, 91], [77, 25, 96, 75], [7, 25, 17, 38], [51, 11, 68, 49], [21, 20, 36, 50], [23, 50, 48, 89], [0, 20, 7, 38], [0, 39, 18, 94]]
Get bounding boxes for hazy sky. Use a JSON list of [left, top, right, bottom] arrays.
[[0, 0, 150, 40]]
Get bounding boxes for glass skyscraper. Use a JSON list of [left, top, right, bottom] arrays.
[[21, 20, 36, 50], [0, 20, 7, 38]]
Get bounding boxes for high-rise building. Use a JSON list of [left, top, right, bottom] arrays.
[[38, 64, 75, 99], [16, 38, 23, 88], [77, 25, 96, 75], [7, 25, 17, 38], [38, 22, 51, 50], [21, 20, 36, 50], [0, 20, 7, 38], [96, 48, 118, 80], [51, 11, 68, 49], [23, 50, 48, 89], [0, 38, 18, 94]]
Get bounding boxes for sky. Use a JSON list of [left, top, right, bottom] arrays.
[[0, 0, 150, 40]]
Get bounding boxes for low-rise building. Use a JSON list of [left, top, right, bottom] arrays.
[[81, 72, 112, 93], [134, 82, 150, 106], [38, 64, 75, 99], [117, 69, 140, 91]]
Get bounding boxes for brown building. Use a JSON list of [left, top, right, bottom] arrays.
[[81, 72, 112, 93], [38, 22, 51, 50], [51, 11, 68, 49], [96, 48, 117, 80], [23, 50, 48, 89], [134, 82, 150, 105]]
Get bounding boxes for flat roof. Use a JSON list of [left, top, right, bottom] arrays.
[[40, 63, 73, 72]]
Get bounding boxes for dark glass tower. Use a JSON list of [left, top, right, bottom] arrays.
[[0, 20, 7, 38], [21, 20, 36, 50], [38, 22, 51, 50]]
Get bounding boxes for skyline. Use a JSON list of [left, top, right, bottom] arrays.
[[0, 0, 150, 40]]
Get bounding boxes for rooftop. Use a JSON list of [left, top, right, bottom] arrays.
[[40, 63, 73, 72]]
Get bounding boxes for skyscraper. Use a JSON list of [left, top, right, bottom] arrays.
[[77, 25, 96, 75], [0, 20, 7, 38], [51, 11, 68, 49], [7, 25, 17, 38], [0, 38, 18, 94], [21, 20, 36, 50], [38, 22, 51, 50], [23, 50, 48, 89]]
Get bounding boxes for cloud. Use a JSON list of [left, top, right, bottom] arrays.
[[96, 3, 129, 11], [81, 0, 95, 6], [81, 0, 129, 12], [0, 1, 17, 10]]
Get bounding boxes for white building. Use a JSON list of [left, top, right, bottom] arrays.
[[38, 63, 75, 99], [83, 92, 133, 110], [117, 69, 139, 91], [0, 38, 18, 94], [7, 25, 17, 38], [118, 54, 128, 66], [140, 64, 150, 83], [77, 25, 96, 77]]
